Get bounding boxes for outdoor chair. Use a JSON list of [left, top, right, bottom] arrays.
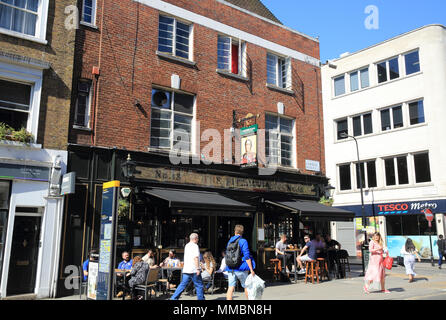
[[316, 258, 330, 282], [269, 258, 282, 282], [134, 267, 160, 300], [336, 250, 351, 278], [78, 266, 88, 300], [213, 272, 228, 292], [304, 260, 319, 284], [202, 273, 215, 294]]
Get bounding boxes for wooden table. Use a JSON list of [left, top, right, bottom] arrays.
[[284, 249, 301, 283], [114, 269, 131, 300]]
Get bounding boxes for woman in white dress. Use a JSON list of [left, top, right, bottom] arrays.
[[400, 238, 421, 283]]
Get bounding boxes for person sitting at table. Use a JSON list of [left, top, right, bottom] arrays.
[[128, 256, 150, 300], [325, 235, 341, 250], [216, 251, 228, 279], [296, 235, 318, 274], [142, 249, 156, 268], [82, 249, 97, 282], [160, 250, 180, 267], [201, 251, 216, 290], [275, 233, 293, 275], [116, 251, 133, 298]]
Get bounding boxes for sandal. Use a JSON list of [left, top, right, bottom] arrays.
[[363, 284, 369, 294], [382, 290, 390, 294]]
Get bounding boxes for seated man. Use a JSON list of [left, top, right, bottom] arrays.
[[325, 235, 341, 250], [296, 235, 317, 274], [160, 250, 180, 267], [116, 251, 133, 298], [82, 249, 97, 282], [142, 249, 156, 268], [275, 233, 293, 275], [216, 251, 228, 279]]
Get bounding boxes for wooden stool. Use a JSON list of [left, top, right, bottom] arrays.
[[270, 259, 282, 282], [317, 258, 330, 282], [304, 260, 319, 284]]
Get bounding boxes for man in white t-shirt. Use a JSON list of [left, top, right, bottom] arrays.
[[170, 233, 205, 300]]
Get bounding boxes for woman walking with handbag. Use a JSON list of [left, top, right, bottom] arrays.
[[400, 238, 421, 283], [363, 232, 390, 294]]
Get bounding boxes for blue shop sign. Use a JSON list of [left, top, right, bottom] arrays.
[[336, 199, 446, 217]]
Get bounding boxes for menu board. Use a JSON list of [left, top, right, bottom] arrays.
[[87, 261, 99, 300]]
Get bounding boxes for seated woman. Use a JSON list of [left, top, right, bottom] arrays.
[[128, 256, 149, 300], [201, 251, 216, 291]]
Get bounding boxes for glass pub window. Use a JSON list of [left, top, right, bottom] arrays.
[[0, 0, 39, 36], [158, 15, 191, 60], [265, 114, 294, 167], [339, 164, 352, 191], [414, 153, 431, 183], [267, 53, 291, 89], [409, 100, 425, 125], [404, 51, 420, 75]]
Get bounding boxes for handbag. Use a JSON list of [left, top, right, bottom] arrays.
[[383, 256, 393, 270]]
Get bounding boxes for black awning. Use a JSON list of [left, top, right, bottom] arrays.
[[144, 188, 256, 212], [265, 199, 355, 222]]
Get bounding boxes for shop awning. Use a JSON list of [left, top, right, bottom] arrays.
[[265, 199, 355, 222], [144, 188, 256, 217]]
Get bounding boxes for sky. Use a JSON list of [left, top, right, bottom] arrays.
[[262, 0, 446, 62]]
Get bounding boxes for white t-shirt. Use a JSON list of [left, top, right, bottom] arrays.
[[182, 242, 200, 274]]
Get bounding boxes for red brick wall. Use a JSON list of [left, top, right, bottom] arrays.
[[70, 0, 325, 175]]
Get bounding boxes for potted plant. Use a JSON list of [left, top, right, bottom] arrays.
[[118, 198, 130, 218], [319, 196, 334, 207], [0, 123, 34, 143]]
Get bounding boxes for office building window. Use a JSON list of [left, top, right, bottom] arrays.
[[150, 88, 194, 151], [377, 57, 399, 83], [404, 50, 420, 75], [355, 161, 377, 189], [413, 153, 431, 183], [265, 114, 294, 167], [336, 119, 348, 140], [158, 15, 192, 60], [267, 53, 291, 89], [385, 156, 408, 186], [381, 105, 403, 131], [334, 75, 345, 96], [409, 100, 425, 125], [81, 0, 96, 25], [353, 113, 373, 137], [217, 35, 246, 76], [339, 164, 351, 191], [0, 0, 39, 36], [0, 78, 31, 131], [350, 67, 369, 92]]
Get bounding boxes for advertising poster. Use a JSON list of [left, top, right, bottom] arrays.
[[355, 217, 379, 257], [87, 261, 99, 300], [241, 124, 258, 168], [387, 236, 439, 259]]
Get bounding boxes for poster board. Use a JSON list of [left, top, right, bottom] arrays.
[[240, 124, 258, 169], [87, 261, 99, 300]]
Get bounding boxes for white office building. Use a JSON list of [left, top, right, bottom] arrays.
[[322, 25, 446, 259]]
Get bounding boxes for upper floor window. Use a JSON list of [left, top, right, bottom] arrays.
[[353, 113, 373, 137], [217, 35, 246, 76], [377, 57, 399, 83], [265, 114, 294, 167], [81, 0, 96, 26], [150, 88, 194, 152], [158, 15, 192, 60], [339, 164, 352, 191], [0, 0, 39, 36], [355, 160, 377, 189], [266, 53, 291, 90], [350, 68, 369, 92], [384, 156, 409, 186], [74, 80, 92, 128], [381, 105, 403, 131], [333, 75, 345, 96], [0, 78, 31, 132], [413, 152, 431, 183], [404, 50, 420, 75], [336, 118, 348, 140], [408, 100, 425, 125]]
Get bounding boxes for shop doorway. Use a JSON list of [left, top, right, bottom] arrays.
[[7, 210, 42, 296], [217, 217, 253, 255]]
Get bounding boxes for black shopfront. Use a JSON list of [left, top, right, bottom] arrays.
[[56, 144, 354, 296]]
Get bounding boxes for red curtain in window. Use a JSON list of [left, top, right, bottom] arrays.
[[231, 43, 239, 74]]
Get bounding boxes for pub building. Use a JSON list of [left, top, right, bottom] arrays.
[[57, 145, 354, 296]]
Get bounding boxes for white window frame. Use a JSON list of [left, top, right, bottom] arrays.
[[265, 113, 296, 168], [80, 0, 97, 27], [379, 104, 404, 132], [266, 52, 291, 90], [157, 14, 193, 61], [150, 88, 195, 152], [412, 151, 431, 184], [216, 35, 247, 77], [335, 117, 348, 141], [338, 163, 352, 191], [0, 0, 49, 44], [376, 55, 400, 84], [383, 155, 409, 186], [352, 112, 373, 137], [0, 61, 43, 141], [333, 74, 345, 97], [354, 160, 377, 190], [403, 49, 421, 76], [73, 80, 92, 128]]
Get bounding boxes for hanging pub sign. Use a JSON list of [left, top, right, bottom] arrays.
[[240, 124, 258, 169]]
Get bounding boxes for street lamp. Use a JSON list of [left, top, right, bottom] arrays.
[[121, 154, 140, 182], [340, 132, 368, 275], [364, 188, 377, 233]]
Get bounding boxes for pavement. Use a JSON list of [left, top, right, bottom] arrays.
[[49, 262, 446, 301]]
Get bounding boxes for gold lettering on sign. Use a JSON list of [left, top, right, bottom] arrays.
[[135, 167, 316, 196]]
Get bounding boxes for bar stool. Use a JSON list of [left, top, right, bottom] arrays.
[[304, 260, 319, 284], [270, 259, 282, 282], [317, 258, 330, 282]]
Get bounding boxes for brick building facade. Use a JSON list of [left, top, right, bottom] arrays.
[[59, 0, 353, 297], [0, 0, 76, 298]]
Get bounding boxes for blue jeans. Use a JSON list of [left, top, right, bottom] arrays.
[[170, 273, 205, 300], [439, 251, 444, 266]]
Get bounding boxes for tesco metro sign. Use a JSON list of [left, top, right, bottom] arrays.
[[377, 201, 439, 215]]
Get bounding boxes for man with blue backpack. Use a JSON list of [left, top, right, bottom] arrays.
[[225, 224, 255, 300]]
